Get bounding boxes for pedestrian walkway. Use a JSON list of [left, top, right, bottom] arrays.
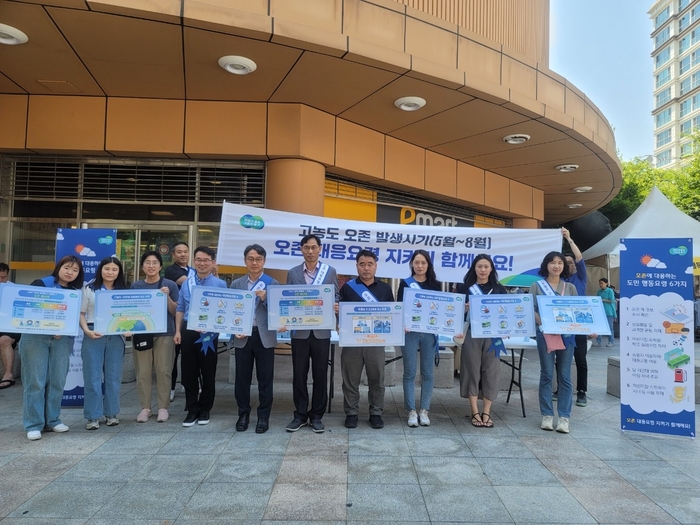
[[1, 342, 699, 524]]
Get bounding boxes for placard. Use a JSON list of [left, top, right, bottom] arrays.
[[402, 289, 465, 335], [0, 283, 81, 336], [187, 286, 255, 335], [93, 289, 168, 335], [469, 294, 536, 338], [267, 285, 336, 330], [536, 295, 611, 335], [339, 302, 404, 347]]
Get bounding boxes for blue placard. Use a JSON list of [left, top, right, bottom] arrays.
[[402, 289, 465, 335], [339, 302, 404, 347], [0, 283, 81, 336], [187, 286, 256, 335], [469, 294, 536, 338], [93, 289, 168, 335], [536, 295, 611, 336]]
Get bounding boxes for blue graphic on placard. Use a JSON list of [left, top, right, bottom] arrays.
[[620, 238, 695, 438]]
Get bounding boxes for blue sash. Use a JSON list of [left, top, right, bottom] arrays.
[[347, 278, 378, 302], [251, 273, 273, 306], [41, 276, 59, 288], [405, 276, 421, 289]]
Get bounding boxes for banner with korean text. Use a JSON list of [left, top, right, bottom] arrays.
[[620, 238, 695, 438], [217, 203, 561, 285]]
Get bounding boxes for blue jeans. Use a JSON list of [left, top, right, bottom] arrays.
[[402, 331, 436, 411], [81, 335, 124, 420], [596, 316, 615, 345], [536, 332, 574, 418], [19, 334, 73, 432]]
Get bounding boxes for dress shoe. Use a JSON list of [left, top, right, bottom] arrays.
[[255, 418, 269, 434], [236, 413, 250, 431]]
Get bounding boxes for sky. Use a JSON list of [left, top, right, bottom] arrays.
[[549, 0, 654, 161]]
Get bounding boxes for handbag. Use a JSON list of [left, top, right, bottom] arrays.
[[132, 277, 162, 351]]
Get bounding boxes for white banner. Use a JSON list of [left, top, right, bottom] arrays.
[[217, 203, 561, 285]]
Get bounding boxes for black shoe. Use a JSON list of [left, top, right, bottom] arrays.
[[344, 415, 358, 428], [182, 411, 198, 427], [255, 418, 269, 434], [285, 417, 308, 432], [369, 415, 384, 429], [576, 391, 587, 407], [197, 410, 210, 425], [236, 413, 250, 431], [310, 419, 325, 433]]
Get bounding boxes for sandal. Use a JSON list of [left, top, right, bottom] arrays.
[[470, 414, 483, 427], [481, 413, 494, 428]]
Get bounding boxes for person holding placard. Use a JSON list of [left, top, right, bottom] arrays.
[[455, 254, 507, 429], [19, 255, 85, 440], [529, 251, 577, 434], [397, 249, 441, 428], [230, 244, 279, 434], [131, 251, 179, 423], [338, 249, 394, 429], [284, 234, 339, 434], [80, 257, 128, 430], [0, 262, 21, 390], [174, 246, 228, 427]]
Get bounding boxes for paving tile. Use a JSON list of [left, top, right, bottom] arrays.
[[349, 435, 410, 456], [277, 454, 347, 484], [494, 486, 596, 523], [404, 434, 471, 456], [204, 453, 283, 483], [9, 481, 124, 519], [98, 481, 198, 519], [635, 436, 700, 462], [285, 431, 349, 456], [568, 486, 678, 524], [157, 432, 232, 455], [607, 460, 700, 489], [577, 437, 662, 461], [1, 519, 87, 525], [0, 453, 21, 467], [29, 432, 112, 455], [92, 432, 174, 455], [668, 460, 700, 483], [0, 479, 52, 519], [264, 483, 346, 521], [412, 456, 487, 485], [87, 520, 170, 525], [58, 454, 145, 482], [223, 431, 291, 455], [477, 457, 560, 486], [348, 454, 417, 484], [180, 482, 273, 520], [539, 457, 631, 488], [519, 435, 600, 460], [421, 484, 512, 523], [637, 486, 700, 524], [346, 483, 428, 522], [464, 434, 536, 459], [4, 453, 82, 482], [132, 454, 217, 482]]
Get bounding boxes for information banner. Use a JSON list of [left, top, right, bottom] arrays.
[[620, 237, 695, 438], [339, 302, 404, 347], [267, 285, 336, 330], [536, 296, 611, 336], [93, 289, 168, 335], [0, 284, 81, 336], [187, 286, 255, 335], [469, 294, 536, 338], [402, 289, 465, 335]]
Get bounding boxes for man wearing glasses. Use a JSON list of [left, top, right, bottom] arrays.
[[174, 246, 228, 427], [284, 234, 339, 433], [230, 244, 279, 434]]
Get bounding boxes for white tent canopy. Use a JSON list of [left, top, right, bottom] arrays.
[[583, 186, 700, 269]]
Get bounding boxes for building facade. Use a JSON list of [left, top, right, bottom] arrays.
[[650, 0, 700, 167], [0, 0, 620, 283]]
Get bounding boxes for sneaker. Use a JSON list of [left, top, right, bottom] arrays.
[[106, 417, 119, 426], [540, 415, 554, 431], [86, 419, 100, 430], [310, 419, 325, 433], [344, 415, 358, 428], [169, 389, 175, 402], [51, 423, 69, 433], [407, 410, 418, 427], [157, 409, 169, 422], [418, 409, 431, 426], [285, 417, 308, 432], [27, 430, 42, 440], [369, 415, 384, 429], [136, 409, 151, 423], [556, 417, 570, 433], [182, 412, 198, 427], [576, 391, 587, 407], [552, 390, 558, 401], [197, 410, 210, 425], [606, 342, 615, 347], [592, 342, 601, 347]]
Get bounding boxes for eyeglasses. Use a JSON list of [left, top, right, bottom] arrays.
[[302, 245, 320, 252], [246, 257, 264, 264], [194, 258, 213, 263]]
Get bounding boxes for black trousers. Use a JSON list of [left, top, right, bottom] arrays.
[[181, 329, 218, 414], [235, 328, 275, 419], [291, 334, 329, 421], [171, 343, 181, 390], [574, 334, 588, 393]]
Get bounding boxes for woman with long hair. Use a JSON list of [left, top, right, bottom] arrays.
[[529, 251, 577, 434], [456, 254, 506, 428], [397, 250, 442, 427], [20, 255, 84, 440], [80, 256, 128, 430], [131, 251, 179, 423]]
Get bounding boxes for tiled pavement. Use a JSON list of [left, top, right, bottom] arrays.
[[1, 343, 699, 524]]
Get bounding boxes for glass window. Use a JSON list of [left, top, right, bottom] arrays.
[[656, 149, 672, 167], [692, 28, 700, 46], [680, 35, 690, 54], [680, 13, 690, 31], [681, 142, 694, 157], [680, 0, 691, 11], [680, 56, 691, 75], [656, 87, 672, 108], [693, 50, 700, 68], [656, 47, 671, 69], [681, 77, 691, 95], [655, 27, 671, 49], [656, 67, 671, 88], [681, 98, 691, 117], [657, 129, 672, 148], [681, 119, 692, 135], [656, 108, 673, 128], [656, 6, 670, 29]]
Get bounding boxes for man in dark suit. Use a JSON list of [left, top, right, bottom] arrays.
[[230, 244, 279, 434], [284, 234, 339, 434]]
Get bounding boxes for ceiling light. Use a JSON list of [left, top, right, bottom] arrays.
[[502, 134, 530, 145], [394, 96, 426, 111], [573, 186, 592, 192], [567, 203, 583, 209], [556, 164, 579, 173], [218, 55, 257, 75], [0, 24, 28, 45]]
